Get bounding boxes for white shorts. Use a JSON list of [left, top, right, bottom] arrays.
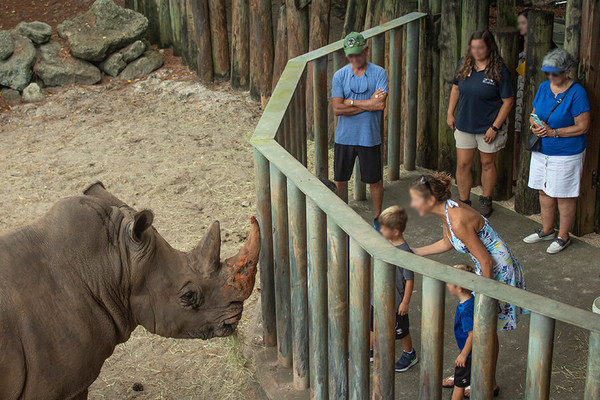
[[454, 124, 508, 153], [528, 151, 585, 198]]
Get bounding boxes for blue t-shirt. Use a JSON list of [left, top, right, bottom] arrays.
[[532, 80, 590, 156], [452, 59, 514, 134], [332, 62, 388, 147], [454, 296, 474, 357]]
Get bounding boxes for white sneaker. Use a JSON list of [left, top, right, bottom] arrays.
[[546, 237, 571, 254], [523, 229, 556, 244]]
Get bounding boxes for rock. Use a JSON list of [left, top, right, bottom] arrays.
[[35, 41, 102, 87], [22, 82, 44, 102], [99, 53, 126, 77], [120, 40, 146, 63], [16, 21, 52, 44], [1, 87, 21, 104], [0, 30, 13, 60], [118, 50, 164, 81], [0, 33, 36, 91], [57, 0, 148, 62]]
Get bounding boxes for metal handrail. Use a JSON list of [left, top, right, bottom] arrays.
[[250, 12, 600, 334]]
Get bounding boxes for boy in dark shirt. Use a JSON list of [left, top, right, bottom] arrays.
[[370, 205, 418, 372]]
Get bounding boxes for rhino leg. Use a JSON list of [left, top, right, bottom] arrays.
[[0, 335, 26, 400], [70, 389, 88, 400]]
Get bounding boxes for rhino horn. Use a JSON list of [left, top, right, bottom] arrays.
[[192, 221, 222, 276], [84, 182, 128, 207], [224, 216, 260, 299]]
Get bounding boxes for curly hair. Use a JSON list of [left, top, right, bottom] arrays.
[[455, 30, 505, 83]]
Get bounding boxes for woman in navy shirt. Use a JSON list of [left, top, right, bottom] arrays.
[[523, 48, 591, 254], [447, 30, 515, 217]]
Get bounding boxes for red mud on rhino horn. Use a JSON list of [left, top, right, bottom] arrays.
[[225, 216, 260, 299]]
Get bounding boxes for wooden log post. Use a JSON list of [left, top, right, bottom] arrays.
[[515, 10, 553, 215], [192, 0, 214, 82], [342, 0, 368, 36], [231, 0, 250, 90], [168, 0, 184, 57], [564, 0, 583, 61], [272, 3, 288, 88], [493, 27, 519, 201], [437, 0, 460, 173], [185, 0, 199, 70], [307, 0, 331, 141], [208, 0, 229, 80], [364, 0, 384, 31], [416, 0, 440, 170], [576, 0, 600, 235], [250, 0, 274, 105], [496, 0, 516, 28]]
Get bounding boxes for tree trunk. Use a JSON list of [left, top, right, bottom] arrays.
[[208, 0, 230, 79], [231, 0, 250, 90], [496, 0, 516, 27], [515, 10, 554, 215], [250, 0, 274, 105], [192, 0, 214, 82]]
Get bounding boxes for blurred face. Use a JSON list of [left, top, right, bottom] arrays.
[[447, 283, 460, 297], [347, 47, 369, 69], [547, 70, 568, 86], [517, 14, 528, 36], [380, 225, 399, 241], [470, 39, 489, 62], [409, 188, 437, 216]]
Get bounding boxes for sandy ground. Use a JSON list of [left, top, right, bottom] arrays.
[[0, 68, 263, 399]]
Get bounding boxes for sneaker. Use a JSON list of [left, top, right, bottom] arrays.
[[546, 237, 571, 254], [394, 349, 418, 372], [523, 229, 556, 244], [479, 196, 493, 217], [374, 217, 381, 232], [369, 349, 373, 362]]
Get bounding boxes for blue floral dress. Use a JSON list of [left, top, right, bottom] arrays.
[[445, 200, 528, 331]]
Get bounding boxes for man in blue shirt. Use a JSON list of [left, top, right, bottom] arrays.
[[332, 32, 388, 222]]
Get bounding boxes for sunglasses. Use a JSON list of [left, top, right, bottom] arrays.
[[350, 72, 369, 95], [545, 71, 564, 77], [419, 175, 432, 192]]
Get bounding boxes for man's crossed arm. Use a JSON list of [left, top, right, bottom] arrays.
[[332, 88, 387, 117]]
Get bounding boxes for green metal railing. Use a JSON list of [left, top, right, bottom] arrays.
[[251, 12, 600, 399]]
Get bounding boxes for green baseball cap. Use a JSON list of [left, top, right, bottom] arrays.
[[343, 32, 366, 56]]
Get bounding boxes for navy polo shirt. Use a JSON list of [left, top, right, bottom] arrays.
[[532, 81, 590, 156], [452, 59, 514, 134]]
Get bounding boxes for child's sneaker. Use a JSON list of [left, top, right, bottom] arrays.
[[394, 349, 418, 372]]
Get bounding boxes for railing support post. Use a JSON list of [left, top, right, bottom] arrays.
[[253, 150, 277, 347], [328, 219, 349, 399], [372, 259, 395, 400], [307, 199, 328, 400], [419, 276, 445, 400], [353, 161, 366, 201], [270, 164, 292, 367], [404, 19, 419, 171], [525, 313, 555, 400], [349, 240, 370, 400], [387, 27, 402, 181], [585, 297, 600, 400], [372, 33, 385, 183], [471, 293, 498, 400], [288, 182, 309, 389], [313, 56, 328, 179]]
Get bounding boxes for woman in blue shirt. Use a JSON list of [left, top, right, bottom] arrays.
[[523, 49, 591, 254]]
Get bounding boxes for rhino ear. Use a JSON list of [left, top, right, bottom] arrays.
[[84, 182, 128, 207], [192, 221, 221, 276], [132, 210, 154, 241]]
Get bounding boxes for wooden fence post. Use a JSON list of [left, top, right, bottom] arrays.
[[191, 0, 214, 82], [493, 27, 519, 201], [496, 0, 516, 28], [231, 0, 249, 90], [208, 0, 229, 79], [250, 0, 274, 105], [515, 10, 553, 215], [272, 3, 288, 88], [564, 0, 583, 61], [437, 0, 460, 174], [342, 0, 368, 36], [167, 0, 184, 57]]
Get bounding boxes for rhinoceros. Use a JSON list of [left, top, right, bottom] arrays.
[[0, 182, 260, 399]]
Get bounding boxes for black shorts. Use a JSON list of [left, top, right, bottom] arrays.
[[370, 306, 410, 340], [454, 357, 472, 388], [334, 144, 382, 184]]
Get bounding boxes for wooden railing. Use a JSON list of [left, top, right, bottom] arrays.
[[250, 12, 600, 399]]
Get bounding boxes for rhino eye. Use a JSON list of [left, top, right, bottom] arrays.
[[180, 291, 198, 307]]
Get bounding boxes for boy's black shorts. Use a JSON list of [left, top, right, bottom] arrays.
[[370, 306, 410, 340], [454, 358, 471, 388], [334, 144, 382, 184]]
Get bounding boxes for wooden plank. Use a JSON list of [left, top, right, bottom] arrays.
[[231, 0, 250, 90], [515, 10, 553, 215], [191, 0, 214, 81], [576, 0, 600, 234], [208, 0, 230, 79]]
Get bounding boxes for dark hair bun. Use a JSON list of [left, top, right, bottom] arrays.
[[429, 172, 452, 202]]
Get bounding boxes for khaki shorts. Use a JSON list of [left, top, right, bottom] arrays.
[[454, 125, 508, 153]]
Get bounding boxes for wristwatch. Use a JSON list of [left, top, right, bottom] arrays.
[[491, 125, 500, 132], [350, 99, 354, 107], [554, 128, 559, 138]]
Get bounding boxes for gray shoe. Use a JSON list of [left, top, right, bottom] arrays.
[[546, 237, 571, 254], [523, 229, 556, 244], [479, 196, 493, 218]]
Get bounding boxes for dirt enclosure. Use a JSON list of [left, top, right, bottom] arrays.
[[0, 67, 263, 398]]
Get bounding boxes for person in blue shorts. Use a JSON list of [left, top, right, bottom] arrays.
[[331, 31, 388, 226]]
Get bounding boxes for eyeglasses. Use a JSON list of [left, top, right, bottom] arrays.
[[420, 175, 432, 192], [545, 71, 564, 77], [350, 72, 369, 95]]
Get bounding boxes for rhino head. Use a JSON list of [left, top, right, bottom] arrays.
[[84, 182, 260, 340]]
